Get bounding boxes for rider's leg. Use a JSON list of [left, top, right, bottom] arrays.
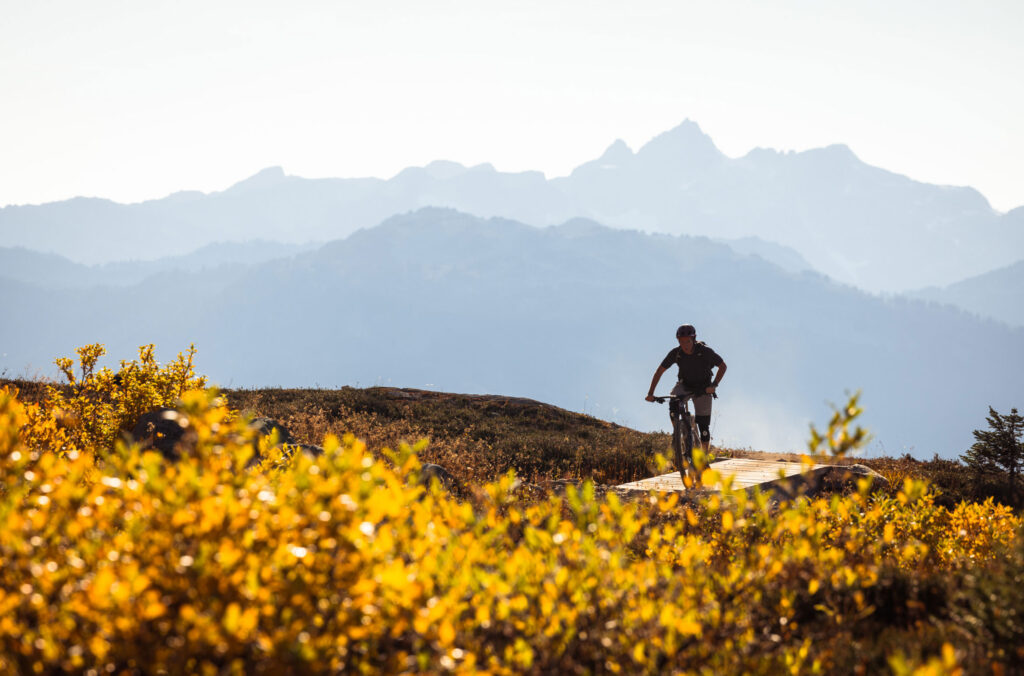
[[668, 399, 685, 479], [693, 394, 713, 451], [696, 415, 711, 451]]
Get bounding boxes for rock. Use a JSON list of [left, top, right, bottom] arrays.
[[246, 417, 295, 467], [278, 443, 325, 461], [766, 463, 889, 505], [294, 443, 324, 458], [418, 463, 457, 492], [249, 417, 294, 445], [846, 463, 886, 480], [129, 407, 190, 461]]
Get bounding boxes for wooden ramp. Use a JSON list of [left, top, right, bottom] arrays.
[[616, 457, 831, 493]]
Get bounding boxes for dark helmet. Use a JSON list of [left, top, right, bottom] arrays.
[[676, 324, 696, 338]]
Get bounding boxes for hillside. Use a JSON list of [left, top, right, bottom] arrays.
[[225, 385, 668, 486], [221, 384, 1020, 508], [5, 376, 1012, 509]]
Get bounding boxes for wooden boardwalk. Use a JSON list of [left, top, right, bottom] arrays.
[[616, 457, 831, 493]]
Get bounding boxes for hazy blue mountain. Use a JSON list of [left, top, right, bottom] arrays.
[[3, 121, 1020, 292], [906, 260, 1024, 327], [553, 122, 1023, 292], [3, 208, 1020, 459], [714, 236, 813, 274], [0, 240, 318, 288], [0, 248, 100, 288]]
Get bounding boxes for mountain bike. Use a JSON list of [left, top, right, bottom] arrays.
[[650, 391, 716, 483]]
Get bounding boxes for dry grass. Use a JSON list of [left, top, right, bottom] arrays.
[[4, 378, 1016, 508], [222, 386, 681, 487]]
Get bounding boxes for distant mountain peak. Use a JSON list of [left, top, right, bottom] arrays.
[[227, 166, 289, 193], [423, 160, 468, 180], [249, 166, 286, 180], [822, 143, 857, 157], [654, 118, 713, 142], [801, 143, 860, 163], [635, 118, 723, 166], [598, 139, 634, 166]]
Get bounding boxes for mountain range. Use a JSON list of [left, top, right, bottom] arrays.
[[907, 261, 1024, 328], [2, 208, 1021, 458], [0, 241, 318, 288], [2, 120, 1021, 293]]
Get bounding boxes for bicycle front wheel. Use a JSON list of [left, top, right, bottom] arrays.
[[671, 419, 685, 480], [682, 419, 695, 465]]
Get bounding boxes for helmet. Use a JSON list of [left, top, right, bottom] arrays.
[[676, 324, 696, 338]]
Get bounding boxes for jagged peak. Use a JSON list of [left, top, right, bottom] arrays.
[[226, 166, 289, 192], [598, 139, 634, 165], [636, 118, 724, 163]]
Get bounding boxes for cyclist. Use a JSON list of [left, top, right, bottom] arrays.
[[645, 324, 727, 452]]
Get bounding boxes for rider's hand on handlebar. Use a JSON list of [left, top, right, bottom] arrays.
[[645, 394, 656, 402], [705, 385, 717, 395]]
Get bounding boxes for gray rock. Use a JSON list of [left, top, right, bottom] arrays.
[[249, 417, 294, 444], [246, 417, 294, 467], [129, 407, 190, 461], [294, 443, 324, 458], [418, 463, 457, 492], [766, 463, 889, 505]]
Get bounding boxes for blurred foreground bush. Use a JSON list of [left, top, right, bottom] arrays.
[[1, 348, 1023, 673]]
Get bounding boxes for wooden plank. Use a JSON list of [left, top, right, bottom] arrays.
[[616, 457, 831, 493]]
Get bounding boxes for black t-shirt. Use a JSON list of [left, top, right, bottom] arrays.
[[660, 342, 724, 390]]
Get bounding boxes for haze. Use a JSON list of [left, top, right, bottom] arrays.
[[2, 0, 1022, 211]]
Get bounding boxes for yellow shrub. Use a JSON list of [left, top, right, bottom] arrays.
[[0, 365, 1020, 673], [42, 343, 207, 455]]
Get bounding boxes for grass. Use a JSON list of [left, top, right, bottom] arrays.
[[222, 386, 670, 487], [4, 378, 1017, 508]]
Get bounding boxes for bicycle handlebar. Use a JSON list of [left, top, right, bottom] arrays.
[[650, 391, 718, 404]]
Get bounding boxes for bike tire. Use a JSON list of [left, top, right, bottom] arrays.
[[671, 419, 685, 481], [682, 418, 695, 465]]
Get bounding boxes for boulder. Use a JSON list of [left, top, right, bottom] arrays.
[[418, 463, 457, 492], [767, 463, 889, 504], [294, 443, 324, 458], [245, 417, 295, 467], [249, 417, 294, 445], [129, 407, 191, 461]]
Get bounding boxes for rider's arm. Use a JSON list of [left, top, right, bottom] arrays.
[[646, 365, 668, 401], [707, 361, 727, 394]]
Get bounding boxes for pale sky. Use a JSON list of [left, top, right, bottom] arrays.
[[2, 0, 1022, 211]]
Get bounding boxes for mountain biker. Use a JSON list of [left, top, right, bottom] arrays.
[[645, 324, 727, 452]]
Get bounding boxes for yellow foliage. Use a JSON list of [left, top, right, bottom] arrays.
[[0, 362, 1021, 673], [39, 343, 207, 455]]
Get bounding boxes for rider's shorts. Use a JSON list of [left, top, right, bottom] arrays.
[[671, 382, 713, 416]]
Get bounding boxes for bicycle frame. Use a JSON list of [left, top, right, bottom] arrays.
[[650, 392, 713, 484]]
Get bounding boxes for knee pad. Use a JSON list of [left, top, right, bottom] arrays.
[[696, 415, 711, 443], [669, 399, 681, 416]]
